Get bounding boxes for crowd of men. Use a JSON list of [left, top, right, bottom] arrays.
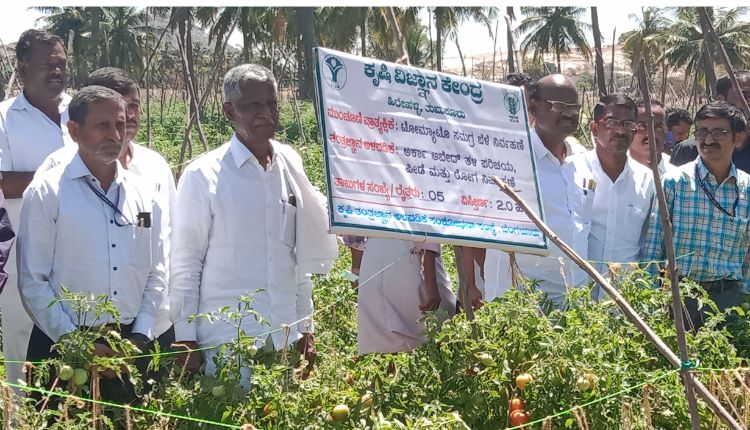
[[0, 27, 748, 407]]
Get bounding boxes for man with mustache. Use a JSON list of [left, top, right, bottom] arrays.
[[644, 101, 750, 330], [573, 94, 654, 298], [170, 64, 337, 385], [484, 74, 593, 305], [629, 99, 679, 177], [38, 67, 176, 349], [18, 86, 167, 402], [0, 29, 74, 388], [671, 71, 750, 173]]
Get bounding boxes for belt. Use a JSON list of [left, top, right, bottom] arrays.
[[698, 279, 743, 291]]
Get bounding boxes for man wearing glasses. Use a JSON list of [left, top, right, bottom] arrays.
[[629, 99, 679, 177], [643, 101, 750, 330], [485, 74, 593, 306], [17, 86, 167, 402], [574, 94, 654, 296]]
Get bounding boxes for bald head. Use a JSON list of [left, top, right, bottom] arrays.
[[529, 74, 580, 136]]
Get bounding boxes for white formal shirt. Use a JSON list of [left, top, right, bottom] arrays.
[[171, 135, 313, 350], [579, 149, 655, 276], [485, 129, 592, 304], [18, 154, 167, 341], [0, 92, 74, 261], [659, 153, 680, 177], [38, 141, 176, 335]]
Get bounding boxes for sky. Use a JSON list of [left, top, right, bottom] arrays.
[[0, 5, 644, 58]]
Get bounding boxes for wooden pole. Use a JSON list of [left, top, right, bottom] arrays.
[[637, 56, 702, 430], [699, 6, 750, 121], [491, 176, 744, 429]]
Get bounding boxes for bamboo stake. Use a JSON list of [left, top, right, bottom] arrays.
[[699, 7, 750, 121], [637, 56, 703, 430], [490, 176, 744, 429]]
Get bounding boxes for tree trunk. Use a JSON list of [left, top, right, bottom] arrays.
[[428, 8, 434, 69], [491, 18, 499, 82], [456, 38, 466, 76], [435, 8, 443, 72], [360, 8, 367, 57], [609, 27, 616, 93], [296, 7, 317, 100], [556, 48, 561, 73], [242, 29, 251, 63], [697, 8, 718, 99], [660, 55, 668, 104], [91, 8, 103, 68], [505, 13, 515, 74], [591, 7, 607, 98], [386, 7, 409, 65]]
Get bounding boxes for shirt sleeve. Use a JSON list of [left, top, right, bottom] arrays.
[[295, 270, 314, 333], [17, 181, 77, 341], [0, 188, 15, 292], [0, 118, 12, 171], [170, 169, 211, 342], [132, 187, 167, 340]]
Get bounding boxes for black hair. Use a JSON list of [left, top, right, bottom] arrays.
[[85, 67, 139, 96], [694, 100, 748, 134], [636, 99, 664, 109], [717, 71, 750, 98], [15, 29, 65, 63], [666, 107, 693, 128], [68, 85, 125, 126], [593, 93, 637, 121]]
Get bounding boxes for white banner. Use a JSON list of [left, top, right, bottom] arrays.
[[314, 47, 548, 254]]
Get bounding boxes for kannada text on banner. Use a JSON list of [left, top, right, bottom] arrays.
[[314, 47, 548, 254]]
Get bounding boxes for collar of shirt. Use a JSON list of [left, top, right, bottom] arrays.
[[229, 133, 281, 170], [531, 129, 585, 163], [696, 157, 737, 186], [65, 152, 127, 188], [12, 91, 71, 115], [585, 149, 640, 184]]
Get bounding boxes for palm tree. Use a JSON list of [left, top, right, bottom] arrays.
[[431, 7, 495, 72], [591, 7, 607, 98], [662, 7, 750, 94], [515, 7, 592, 74], [619, 8, 671, 85], [104, 7, 147, 78]]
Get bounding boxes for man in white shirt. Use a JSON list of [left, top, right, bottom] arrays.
[[170, 64, 337, 383], [576, 94, 655, 298], [0, 29, 74, 386], [38, 67, 175, 348], [629, 99, 679, 177], [485, 74, 593, 306], [18, 86, 167, 402]]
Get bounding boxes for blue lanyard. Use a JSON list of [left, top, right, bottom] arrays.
[[695, 164, 739, 218], [85, 180, 132, 227]]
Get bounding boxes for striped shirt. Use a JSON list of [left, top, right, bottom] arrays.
[[642, 158, 750, 281]]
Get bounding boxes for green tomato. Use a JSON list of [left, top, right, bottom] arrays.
[[247, 344, 259, 357], [73, 368, 89, 386], [576, 377, 591, 391], [331, 404, 350, 422], [741, 302, 750, 312], [211, 385, 225, 398], [58, 365, 74, 381], [478, 353, 494, 367]]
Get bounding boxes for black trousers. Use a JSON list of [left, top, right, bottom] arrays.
[[27, 324, 175, 406]]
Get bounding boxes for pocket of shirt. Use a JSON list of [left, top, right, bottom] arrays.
[[281, 202, 297, 249], [127, 225, 153, 269]]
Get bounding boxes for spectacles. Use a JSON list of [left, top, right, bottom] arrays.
[[694, 128, 731, 141], [546, 100, 581, 116], [636, 121, 666, 133], [598, 118, 638, 131]]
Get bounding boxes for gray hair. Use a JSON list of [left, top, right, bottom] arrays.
[[69, 85, 125, 125], [223, 64, 277, 101]]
